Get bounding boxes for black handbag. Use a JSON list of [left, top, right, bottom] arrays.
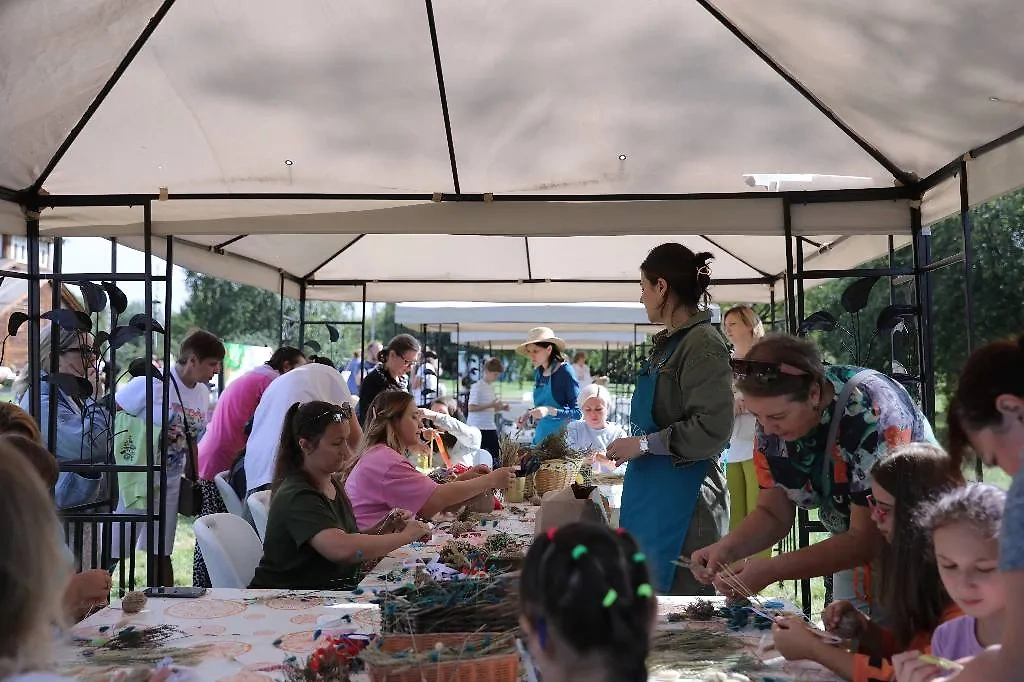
[[169, 375, 203, 517]]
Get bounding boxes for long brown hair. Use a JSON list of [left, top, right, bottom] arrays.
[[0, 443, 67, 676], [640, 243, 714, 312], [870, 443, 964, 644], [271, 400, 351, 494], [356, 390, 414, 460]]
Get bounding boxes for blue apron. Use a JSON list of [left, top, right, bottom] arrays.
[[532, 369, 567, 445], [619, 328, 711, 593]]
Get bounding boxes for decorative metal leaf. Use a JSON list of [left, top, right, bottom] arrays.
[[76, 281, 107, 314], [109, 326, 144, 350], [326, 324, 340, 343], [103, 282, 129, 315], [840, 277, 880, 314], [797, 311, 838, 336], [7, 311, 30, 337], [891, 360, 908, 375], [41, 309, 93, 332], [127, 314, 166, 335], [304, 340, 322, 353], [875, 305, 918, 335], [45, 372, 93, 400], [93, 331, 110, 349], [128, 357, 162, 379]]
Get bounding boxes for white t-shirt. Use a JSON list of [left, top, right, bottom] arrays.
[[726, 412, 757, 463], [573, 362, 593, 388], [467, 379, 497, 430], [115, 365, 211, 477], [566, 420, 628, 474], [244, 363, 353, 492]]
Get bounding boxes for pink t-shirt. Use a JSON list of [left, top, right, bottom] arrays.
[[198, 365, 279, 480], [345, 444, 438, 529]]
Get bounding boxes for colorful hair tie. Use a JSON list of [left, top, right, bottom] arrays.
[[571, 544, 588, 560], [602, 589, 618, 608], [632, 552, 646, 564], [546, 527, 557, 541], [636, 584, 654, 598], [615, 527, 626, 535]]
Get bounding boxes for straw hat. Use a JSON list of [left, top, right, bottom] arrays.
[[516, 327, 566, 356]]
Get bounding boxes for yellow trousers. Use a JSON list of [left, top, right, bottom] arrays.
[[727, 459, 771, 559]]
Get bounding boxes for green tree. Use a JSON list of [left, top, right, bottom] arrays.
[[789, 188, 1024, 427]]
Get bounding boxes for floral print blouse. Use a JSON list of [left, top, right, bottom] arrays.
[[753, 366, 936, 535]]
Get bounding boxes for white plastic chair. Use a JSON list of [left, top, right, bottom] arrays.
[[247, 490, 272, 542], [193, 513, 263, 588], [214, 470, 247, 518]]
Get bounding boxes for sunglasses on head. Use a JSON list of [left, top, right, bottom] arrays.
[[730, 358, 809, 383], [301, 404, 352, 427]]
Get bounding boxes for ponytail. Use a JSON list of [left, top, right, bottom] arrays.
[[521, 523, 655, 681], [271, 402, 303, 494]]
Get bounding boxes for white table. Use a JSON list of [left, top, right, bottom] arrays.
[[60, 505, 840, 681]]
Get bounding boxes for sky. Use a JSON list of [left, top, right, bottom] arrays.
[[59, 237, 190, 311]]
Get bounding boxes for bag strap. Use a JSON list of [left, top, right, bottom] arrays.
[[168, 372, 199, 481], [822, 369, 874, 485]]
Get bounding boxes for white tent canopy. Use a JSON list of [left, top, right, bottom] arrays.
[[457, 330, 640, 351], [398, 301, 663, 334], [2, 1, 1022, 302]]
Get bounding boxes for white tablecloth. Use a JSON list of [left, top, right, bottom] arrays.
[[59, 504, 839, 681]]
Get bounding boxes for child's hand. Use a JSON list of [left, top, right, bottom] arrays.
[[771, 616, 825, 661], [892, 651, 955, 682], [822, 599, 868, 637]]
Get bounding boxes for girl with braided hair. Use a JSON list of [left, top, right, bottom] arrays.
[[519, 522, 658, 682]]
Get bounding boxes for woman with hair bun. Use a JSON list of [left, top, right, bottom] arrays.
[[606, 243, 734, 595], [357, 334, 421, 425]]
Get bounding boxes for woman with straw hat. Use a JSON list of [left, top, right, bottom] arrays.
[[516, 327, 582, 446]]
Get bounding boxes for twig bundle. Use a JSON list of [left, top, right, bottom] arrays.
[[647, 630, 763, 677], [70, 644, 211, 671], [497, 432, 524, 469], [374, 574, 520, 634], [532, 426, 588, 462]]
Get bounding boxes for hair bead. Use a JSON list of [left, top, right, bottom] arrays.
[[602, 589, 618, 608], [636, 583, 654, 598], [571, 544, 588, 560], [632, 552, 646, 564], [546, 527, 557, 541]]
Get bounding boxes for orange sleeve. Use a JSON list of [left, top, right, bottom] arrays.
[[851, 605, 962, 682], [753, 446, 775, 489]]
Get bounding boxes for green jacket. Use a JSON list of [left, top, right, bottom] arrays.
[[644, 309, 734, 594], [113, 410, 163, 510]]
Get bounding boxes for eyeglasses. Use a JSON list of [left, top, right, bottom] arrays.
[[730, 359, 808, 383], [866, 494, 893, 519]]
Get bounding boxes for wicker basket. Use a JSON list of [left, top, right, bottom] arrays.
[[366, 632, 520, 682], [532, 459, 583, 497]]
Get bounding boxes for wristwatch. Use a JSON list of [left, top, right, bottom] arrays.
[[638, 434, 650, 454]]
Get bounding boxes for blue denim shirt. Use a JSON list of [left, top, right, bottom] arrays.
[[20, 376, 113, 509]]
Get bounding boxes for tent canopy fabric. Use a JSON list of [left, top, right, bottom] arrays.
[[2, 0, 1023, 302], [457, 330, 642, 351], [396, 301, 719, 334]]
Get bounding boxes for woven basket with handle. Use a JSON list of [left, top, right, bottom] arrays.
[[532, 459, 583, 497], [366, 632, 519, 682]]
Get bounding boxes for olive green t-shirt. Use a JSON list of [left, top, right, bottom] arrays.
[[249, 472, 362, 590]]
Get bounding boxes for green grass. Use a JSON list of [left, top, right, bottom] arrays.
[[117, 516, 197, 591]]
